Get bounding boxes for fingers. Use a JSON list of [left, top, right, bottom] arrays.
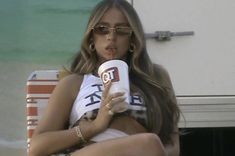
[[101, 80, 125, 105], [100, 81, 126, 116], [101, 81, 112, 102], [102, 92, 125, 108], [106, 96, 126, 108], [104, 96, 126, 116], [108, 110, 114, 116], [105, 103, 111, 109], [107, 92, 125, 102]]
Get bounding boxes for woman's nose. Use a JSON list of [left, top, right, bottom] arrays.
[[106, 29, 117, 41]]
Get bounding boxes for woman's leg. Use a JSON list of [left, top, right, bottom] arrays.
[[71, 133, 166, 156]]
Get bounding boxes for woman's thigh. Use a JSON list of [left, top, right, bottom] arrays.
[[71, 133, 166, 156]]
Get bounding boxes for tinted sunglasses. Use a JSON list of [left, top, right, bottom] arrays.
[[92, 25, 132, 36]]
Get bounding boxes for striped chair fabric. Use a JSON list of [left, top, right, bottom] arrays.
[[26, 70, 63, 155]]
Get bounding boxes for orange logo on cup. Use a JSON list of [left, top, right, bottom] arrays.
[[101, 67, 120, 84]]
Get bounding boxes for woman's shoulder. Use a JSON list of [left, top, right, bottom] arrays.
[[59, 73, 84, 85], [153, 64, 170, 78], [56, 73, 84, 99], [153, 64, 173, 87]]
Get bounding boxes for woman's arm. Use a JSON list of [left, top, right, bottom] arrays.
[[29, 74, 86, 156], [154, 64, 180, 156], [29, 75, 125, 156], [165, 128, 180, 156]]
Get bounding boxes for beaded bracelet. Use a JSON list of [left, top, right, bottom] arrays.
[[74, 125, 87, 144]]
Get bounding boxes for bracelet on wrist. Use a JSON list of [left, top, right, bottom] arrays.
[[74, 125, 87, 144]]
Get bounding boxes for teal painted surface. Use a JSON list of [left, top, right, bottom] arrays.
[[0, 0, 101, 154], [0, 0, 100, 64]]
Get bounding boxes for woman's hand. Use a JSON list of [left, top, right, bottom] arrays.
[[92, 81, 126, 133]]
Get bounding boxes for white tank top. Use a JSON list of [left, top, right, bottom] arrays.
[[69, 74, 147, 127]]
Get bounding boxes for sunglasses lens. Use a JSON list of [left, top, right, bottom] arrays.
[[116, 27, 132, 35], [93, 25, 132, 35], [94, 26, 109, 34]]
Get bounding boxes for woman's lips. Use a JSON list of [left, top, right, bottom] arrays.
[[106, 47, 116, 52], [105, 46, 117, 55]]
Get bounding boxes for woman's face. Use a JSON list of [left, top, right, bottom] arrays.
[[93, 7, 132, 64]]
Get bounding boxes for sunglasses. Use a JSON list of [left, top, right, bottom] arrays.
[[92, 25, 132, 36]]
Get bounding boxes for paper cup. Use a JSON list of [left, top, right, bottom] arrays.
[[98, 60, 130, 112]]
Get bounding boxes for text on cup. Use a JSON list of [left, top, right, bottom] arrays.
[[101, 67, 120, 84]]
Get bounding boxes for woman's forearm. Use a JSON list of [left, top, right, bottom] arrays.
[[29, 128, 79, 156], [29, 122, 98, 156]]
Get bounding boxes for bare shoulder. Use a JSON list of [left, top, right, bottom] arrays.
[[153, 64, 175, 90], [59, 73, 83, 86], [56, 73, 84, 100], [153, 64, 170, 79], [33, 73, 84, 133]]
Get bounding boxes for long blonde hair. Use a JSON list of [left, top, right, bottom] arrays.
[[70, 0, 180, 145]]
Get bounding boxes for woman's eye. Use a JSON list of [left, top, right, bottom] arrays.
[[98, 26, 108, 32], [116, 27, 132, 34]]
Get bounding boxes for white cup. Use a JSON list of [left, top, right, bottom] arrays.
[[98, 60, 130, 112]]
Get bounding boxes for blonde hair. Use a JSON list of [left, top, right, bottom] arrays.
[[70, 0, 180, 145]]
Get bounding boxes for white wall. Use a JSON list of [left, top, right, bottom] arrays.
[[133, 0, 235, 96]]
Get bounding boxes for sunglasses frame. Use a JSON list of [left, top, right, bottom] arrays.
[[92, 25, 132, 36]]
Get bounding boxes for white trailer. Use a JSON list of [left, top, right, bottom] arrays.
[[127, 0, 235, 128]]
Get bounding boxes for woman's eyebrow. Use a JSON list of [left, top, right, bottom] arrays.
[[97, 22, 109, 25], [116, 23, 130, 26], [97, 22, 130, 26]]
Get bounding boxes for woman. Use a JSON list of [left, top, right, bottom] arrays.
[[29, 0, 180, 156]]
